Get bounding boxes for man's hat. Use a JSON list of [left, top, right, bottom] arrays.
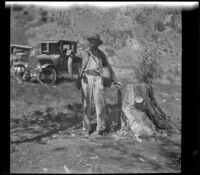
[[87, 33, 103, 46], [135, 96, 144, 103]]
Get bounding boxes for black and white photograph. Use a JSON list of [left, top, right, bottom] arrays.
[[7, 1, 199, 173]]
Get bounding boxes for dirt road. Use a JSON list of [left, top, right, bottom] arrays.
[[10, 78, 181, 173]]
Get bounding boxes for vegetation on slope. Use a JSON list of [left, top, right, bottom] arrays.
[[10, 5, 181, 84]]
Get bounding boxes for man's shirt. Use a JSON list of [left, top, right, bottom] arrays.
[[79, 48, 117, 82]]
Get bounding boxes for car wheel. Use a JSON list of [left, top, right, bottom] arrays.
[[38, 66, 57, 85]]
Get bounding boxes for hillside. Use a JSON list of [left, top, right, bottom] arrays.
[[10, 5, 181, 84]]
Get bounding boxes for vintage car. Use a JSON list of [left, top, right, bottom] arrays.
[[27, 40, 81, 85], [10, 44, 33, 80]]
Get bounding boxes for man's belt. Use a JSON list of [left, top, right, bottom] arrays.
[[84, 69, 100, 76]]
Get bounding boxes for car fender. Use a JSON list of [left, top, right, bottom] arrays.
[[13, 63, 26, 68], [13, 64, 25, 73], [40, 64, 52, 69], [40, 64, 57, 72], [40, 64, 58, 74]]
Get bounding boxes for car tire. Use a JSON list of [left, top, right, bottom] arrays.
[[38, 66, 57, 86]]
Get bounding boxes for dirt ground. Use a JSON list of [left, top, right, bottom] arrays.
[[10, 77, 181, 173]]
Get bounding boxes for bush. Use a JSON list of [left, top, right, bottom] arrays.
[[40, 10, 48, 22], [105, 48, 115, 57], [166, 66, 181, 84], [23, 11, 28, 15], [151, 34, 158, 41], [12, 5, 24, 12], [166, 74, 175, 84], [135, 46, 163, 84], [155, 20, 165, 32], [135, 13, 147, 26]]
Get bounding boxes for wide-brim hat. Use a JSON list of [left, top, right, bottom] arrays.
[[135, 96, 144, 103], [87, 34, 103, 46]]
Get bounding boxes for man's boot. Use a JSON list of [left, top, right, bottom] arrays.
[[82, 127, 91, 138], [90, 129, 106, 138]]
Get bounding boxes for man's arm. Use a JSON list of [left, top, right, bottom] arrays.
[[99, 50, 117, 83], [106, 59, 117, 83], [68, 56, 73, 75], [79, 51, 89, 76]]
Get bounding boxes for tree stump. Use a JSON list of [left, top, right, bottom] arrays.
[[105, 88, 122, 132], [122, 83, 172, 139]]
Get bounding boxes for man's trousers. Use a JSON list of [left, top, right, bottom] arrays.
[[81, 75, 106, 132]]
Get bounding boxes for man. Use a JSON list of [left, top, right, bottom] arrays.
[[62, 45, 76, 78], [79, 34, 121, 138], [66, 49, 74, 77], [11, 49, 24, 84]]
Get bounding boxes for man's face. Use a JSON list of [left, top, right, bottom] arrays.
[[78, 40, 90, 51], [89, 40, 98, 49], [77, 44, 84, 53]]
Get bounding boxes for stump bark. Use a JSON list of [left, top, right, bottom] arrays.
[[122, 83, 172, 137], [105, 88, 122, 132]]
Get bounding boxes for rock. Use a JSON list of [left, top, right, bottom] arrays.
[[90, 155, 99, 160], [138, 157, 145, 162], [175, 98, 179, 102], [64, 165, 71, 173], [135, 135, 142, 143]]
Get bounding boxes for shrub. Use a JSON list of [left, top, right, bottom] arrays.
[[167, 66, 181, 83], [40, 10, 48, 22], [166, 74, 175, 84], [23, 11, 28, 15], [155, 20, 165, 32], [12, 5, 24, 12], [135, 13, 147, 26], [135, 46, 163, 84], [105, 48, 115, 57], [151, 33, 158, 41]]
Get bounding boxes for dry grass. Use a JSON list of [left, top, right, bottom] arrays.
[[10, 76, 181, 173]]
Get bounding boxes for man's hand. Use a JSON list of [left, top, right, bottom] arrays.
[[78, 74, 82, 79], [114, 81, 122, 88]]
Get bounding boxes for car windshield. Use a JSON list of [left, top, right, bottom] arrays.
[[40, 41, 76, 55], [41, 43, 50, 53], [41, 43, 60, 55], [12, 47, 31, 54]]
